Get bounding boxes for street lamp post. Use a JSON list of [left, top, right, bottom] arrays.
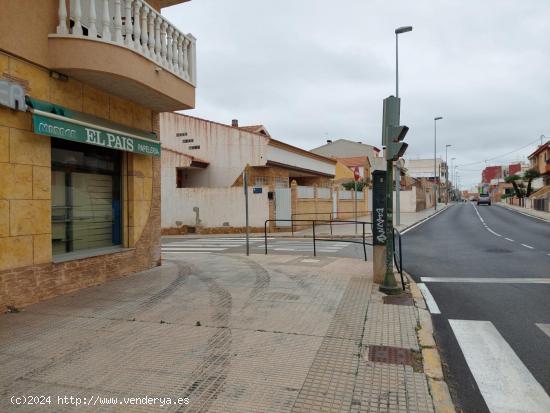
[[445, 144, 451, 204], [434, 117, 443, 210], [394, 25, 412, 227], [450, 157, 456, 200]]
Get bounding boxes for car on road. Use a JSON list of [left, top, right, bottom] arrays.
[[477, 193, 491, 206]]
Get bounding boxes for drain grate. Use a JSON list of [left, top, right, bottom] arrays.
[[382, 295, 414, 306], [368, 345, 413, 366]]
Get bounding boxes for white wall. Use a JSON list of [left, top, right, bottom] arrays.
[[267, 145, 335, 176], [162, 187, 269, 228], [161, 113, 269, 187], [366, 187, 418, 213]]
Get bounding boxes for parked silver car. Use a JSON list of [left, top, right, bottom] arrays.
[[478, 193, 491, 206]]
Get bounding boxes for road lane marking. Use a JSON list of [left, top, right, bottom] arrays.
[[505, 238, 515, 242], [421, 277, 550, 284], [417, 283, 441, 314], [521, 244, 535, 249], [487, 228, 502, 237], [536, 324, 550, 339], [400, 205, 451, 235], [449, 320, 550, 413]]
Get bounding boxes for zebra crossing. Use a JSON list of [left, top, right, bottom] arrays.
[[418, 282, 550, 413], [161, 236, 354, 255], [450, 320, 550, 413], [161, 237, 269, 254]]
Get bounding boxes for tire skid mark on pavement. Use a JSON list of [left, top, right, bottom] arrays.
[[177, 259, 233, 413]]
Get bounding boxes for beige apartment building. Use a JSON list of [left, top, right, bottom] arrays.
[[0, 0, 196, 310]]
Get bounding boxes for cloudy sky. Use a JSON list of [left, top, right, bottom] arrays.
[[164, 0, 550, 189]]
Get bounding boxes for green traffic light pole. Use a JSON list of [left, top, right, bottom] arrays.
[[380, 26, 412, 295]]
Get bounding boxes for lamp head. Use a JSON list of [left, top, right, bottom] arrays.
[[434, 116, 443, 121], [395, 26, 413, 34]]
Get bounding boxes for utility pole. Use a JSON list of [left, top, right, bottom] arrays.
[[243, 168, 250, 256], [394, 25, 412, 227], [434, 116, 443, 210], [445, 144, 451, 204]]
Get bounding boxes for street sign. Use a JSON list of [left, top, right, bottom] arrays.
[[354, 166, 360, 181], [372, 170, 387, 246]]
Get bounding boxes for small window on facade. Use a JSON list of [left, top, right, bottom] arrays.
[[188, 145, 200, 150], [274, 177, 289, 188], [254, 176, 269, 187]]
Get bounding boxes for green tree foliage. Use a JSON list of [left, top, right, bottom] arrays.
[[341, 179, 369, 191], [504, 168, 540, 198], [523, 168, 541, 197]]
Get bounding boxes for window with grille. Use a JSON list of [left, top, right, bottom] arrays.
[[274, 177, 289, 188], [254, 176, 269, 187]]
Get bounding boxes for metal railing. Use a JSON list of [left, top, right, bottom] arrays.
[[264, 219, 371, 261], [290, 211, 371, 236], [393, 228, 405, 290]]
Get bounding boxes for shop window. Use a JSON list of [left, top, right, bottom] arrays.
[[51, 140, 122, 256]]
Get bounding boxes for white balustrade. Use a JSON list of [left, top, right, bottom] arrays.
[[101, 0, 111, 40], [113, 0, 123, 43], [72, 0, 83, 35], [133, 0, 142, 52], [54, 0, 196, 85], [88, 0, 98, 37]]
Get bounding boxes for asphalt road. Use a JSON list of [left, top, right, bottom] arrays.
[[403, 202, 550, 413]]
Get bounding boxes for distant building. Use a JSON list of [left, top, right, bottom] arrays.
[[333, 156, 371, 183], [310, 139, 383, 170], [528, 141, 550, 186]]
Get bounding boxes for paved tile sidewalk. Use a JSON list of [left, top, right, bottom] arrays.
[[497, 202, 550, 221], [0, 253, 435, 412]]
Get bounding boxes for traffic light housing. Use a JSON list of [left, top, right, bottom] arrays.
[[382, 96, 409, 161]]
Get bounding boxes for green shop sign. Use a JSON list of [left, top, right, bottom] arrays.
[[32, 113, 160, 157]]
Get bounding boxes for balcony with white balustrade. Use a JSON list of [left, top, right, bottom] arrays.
[[49, 0, 196, 111]]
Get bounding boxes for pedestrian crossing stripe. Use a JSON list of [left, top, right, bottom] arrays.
[[450, 320, 550, 413]]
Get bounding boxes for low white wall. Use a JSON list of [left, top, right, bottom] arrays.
[[162, 187, 269, 228], [366, 187, 418, 213]]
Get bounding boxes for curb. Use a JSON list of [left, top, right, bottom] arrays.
[[496, 202, 550, 223], [408, 271, 456, 413]]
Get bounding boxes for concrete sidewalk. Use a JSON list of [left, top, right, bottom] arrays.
[[498, 202, 550, 222], [0, 252, 447, 412]]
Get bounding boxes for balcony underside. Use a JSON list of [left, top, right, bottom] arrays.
[[49, 36, 195, 112]]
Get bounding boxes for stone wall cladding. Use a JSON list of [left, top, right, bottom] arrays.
[[0, 151, 161, 311], [0, 53, 161, 312]]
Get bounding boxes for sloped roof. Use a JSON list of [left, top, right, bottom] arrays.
[[335, 156, 371, 168], [239, 125, 271, 137], [528, 141, 550, 159]]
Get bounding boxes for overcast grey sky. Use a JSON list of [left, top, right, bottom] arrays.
[[164, 0, 550, 189]]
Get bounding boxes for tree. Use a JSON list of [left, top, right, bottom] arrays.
[[504, 174, 524, 198], [342, 179, 369, 191], [523, 168, 541, 197]]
